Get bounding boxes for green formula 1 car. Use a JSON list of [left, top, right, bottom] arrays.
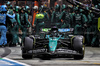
[[21, 27, 85, 60]]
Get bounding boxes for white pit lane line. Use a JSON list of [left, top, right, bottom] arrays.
[[1, 57, 30, 66]]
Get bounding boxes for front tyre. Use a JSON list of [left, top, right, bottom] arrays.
[[72, 36, 85, 60], [22, 37, 34, 59], [74, 45, 85, 60], [22, 49, 33, 59]]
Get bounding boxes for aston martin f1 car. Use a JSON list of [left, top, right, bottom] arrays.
[[21, 27, 85, 60]]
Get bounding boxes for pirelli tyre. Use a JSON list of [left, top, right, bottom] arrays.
[[72, 36, 85, 60], [22, 49, 33, 59], [22, 37, 34, 59]]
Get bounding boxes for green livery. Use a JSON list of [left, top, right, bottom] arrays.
[[49, 37, 60, 52], [42, 28, 51, 32]]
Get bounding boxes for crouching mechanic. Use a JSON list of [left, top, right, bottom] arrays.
[[0, 5, 15, 46]]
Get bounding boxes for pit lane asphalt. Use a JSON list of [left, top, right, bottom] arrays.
[[0, 46, 100, 66]]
